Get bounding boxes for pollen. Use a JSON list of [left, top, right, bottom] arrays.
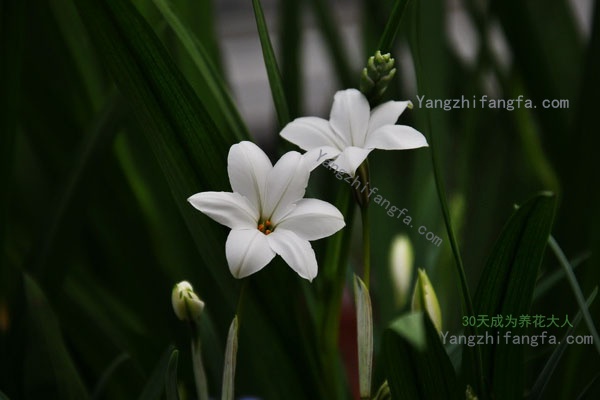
[[257, 220, 274, 235]]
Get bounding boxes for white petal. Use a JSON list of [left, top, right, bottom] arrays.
[[301, 146, 342, 171], [227, 141, 272, 211], [330, 89, 370, 147], [368, 100, 411, 135], [226, 229, 275, 278], [276, 198, 345, 240], [333, 146, 372, 177], [280, 117, 346, 151], [188, 192, 258, 229], [365, 125, 429, 150], [263, 151, 310, 222], [267, 229, 318, 281]]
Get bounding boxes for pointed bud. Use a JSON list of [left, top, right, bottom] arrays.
[[390, 235, 414, 308], [465, 385, 479, 400], [172, 281, 205, 322], [360, 50, 396, 103], [411, 269, 442, 333]]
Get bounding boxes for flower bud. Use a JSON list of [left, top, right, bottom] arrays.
[[411, 269, 442, 333], [172, 281, 205, 322], [389, 234, 414, 308], [360, 50, 397, 102]]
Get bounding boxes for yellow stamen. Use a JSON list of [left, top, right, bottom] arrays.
[[265, 229, 272, 235]]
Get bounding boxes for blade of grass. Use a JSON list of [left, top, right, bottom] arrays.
[[548, 236, 600, 355], [279, 0, 303, 118], [92, 353, 131, 400], [575, 373, 600, 400], [165, 349, 179, 400], [23, 274, 90, 400], [473, 193, 556, 400], [30, 90, 124, 279], [377, 0, 411, 53], [138, 345, 176, 400], [307, 0, 354, 88], [251, 0, 290, 128], [151, 0, 249, 141], [533, 251, 591, 300], [409, 0, 484, 395], [529, 287, 598, 400]]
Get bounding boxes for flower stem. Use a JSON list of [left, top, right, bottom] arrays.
[[190, 324, 210, 400], [236, 280, 248, 327], [361, 205, 371, 289]]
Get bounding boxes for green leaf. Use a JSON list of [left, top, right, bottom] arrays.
[[221, 316, 239, 400], [150, 0, 249, 141], [383, 312, 461, 400], [354, 274, 373, 398], [165, 349, 179, 400], [92, 353, 131, 400], [529, 287, 598, 400], [472, 192, 556, 399], [307, 0, 354, 88], [30, 90, 124, 278], [73, 0, 240, 310], [23, 274, 90, 400], [251, 0, 290, 128], [377, 0, 411, 53], [548, 237, 600, 355], [138, 345, 175, 400]]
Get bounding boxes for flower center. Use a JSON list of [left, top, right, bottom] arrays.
[[257, 219, 274, 235]]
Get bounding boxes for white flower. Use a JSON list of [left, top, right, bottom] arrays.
[[188, 141, 345, 281], [172, 281, 205, 322], [280, 88, 428, 176]]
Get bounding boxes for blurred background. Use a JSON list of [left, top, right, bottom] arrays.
[[1, 0, 599, 399]]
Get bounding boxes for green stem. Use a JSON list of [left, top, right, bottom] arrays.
[[190, 324, 210, 400], [361, 205, 371, 289], [236, 280, 248, 327]]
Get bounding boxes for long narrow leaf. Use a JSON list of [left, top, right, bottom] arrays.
[[383, 312, 460, 399], [151, 0, 248, 141], [165, 350, 179, 400], [473, 192, 556, 400], [23, 274, 90, 400], [354, 274, 373, 398], [221, 316, 239, 400], [548, 236, 600, 355], [251, 0, 290, 128], [138, 345, 176, 400], [529, 287, 598, 400], [377, 0, 411, 53]]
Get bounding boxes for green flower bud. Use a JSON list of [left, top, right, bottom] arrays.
[[360, 50, 396, 102], [411, 269, 442, 333], [172, 281, 205, 322]]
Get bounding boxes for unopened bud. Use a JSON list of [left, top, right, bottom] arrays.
[[411, 269, 442, 333], [390, 235, 414, 308], [172, 281, 205, 322], [360, 50, 396, 102]]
